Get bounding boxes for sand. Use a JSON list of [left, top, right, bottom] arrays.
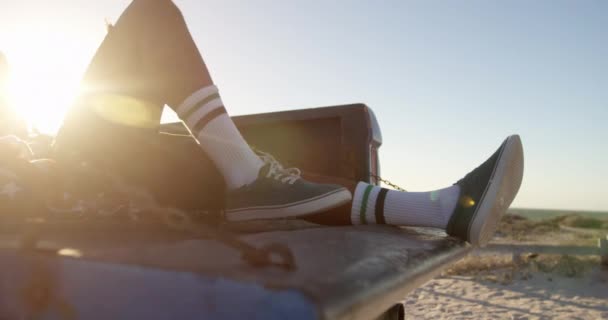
[[403, 269, 608, 320], [399, 213, 608, 319]]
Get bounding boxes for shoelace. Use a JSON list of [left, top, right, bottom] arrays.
[[255, 150, 301, 185]]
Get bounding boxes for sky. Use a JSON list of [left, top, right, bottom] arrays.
[[0, 0, 606, 211]]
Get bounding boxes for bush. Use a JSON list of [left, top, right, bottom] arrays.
[[558, 215, 608, 230]]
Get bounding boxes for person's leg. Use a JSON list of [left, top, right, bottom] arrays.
[[57, 0, 351, 219], [55, 0, 227, 211], [78, 1, 216, 120], [57, 0, 524, 246], [121, 0, 524, 246], [58, 0, 209, 138], [304, 135, 524, 246]]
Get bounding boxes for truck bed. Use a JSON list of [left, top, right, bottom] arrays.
[[0, 224, 470, 319]]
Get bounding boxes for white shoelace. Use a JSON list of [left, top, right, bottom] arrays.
[[255, 150, 301, 185]]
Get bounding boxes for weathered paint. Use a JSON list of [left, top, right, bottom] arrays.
[[0, 251, 318, 320], [0, 225, 470, 320]]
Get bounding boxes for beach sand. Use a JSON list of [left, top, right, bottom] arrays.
[[403, 268, 608, 320], [403, 262, 608, 319]]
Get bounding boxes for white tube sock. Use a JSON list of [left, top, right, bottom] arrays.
[[351, 182, 460, 228], [176, 85, 263, 190]]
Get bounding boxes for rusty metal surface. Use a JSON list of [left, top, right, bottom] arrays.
[[0, 250, 317, 320], [0, 225, 470, 320]]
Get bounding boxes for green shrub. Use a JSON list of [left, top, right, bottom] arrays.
[[558, 215, 608, 229]]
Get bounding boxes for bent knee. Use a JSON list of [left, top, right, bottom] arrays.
[[119, 0, 185, 25]]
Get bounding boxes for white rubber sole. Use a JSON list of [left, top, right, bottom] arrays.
[[225, 188, 353, 222], [469, 135, 524, 246]]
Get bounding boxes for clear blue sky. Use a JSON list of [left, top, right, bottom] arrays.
[[1, 1, 606, 211]]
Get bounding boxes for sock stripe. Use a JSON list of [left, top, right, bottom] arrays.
[[359, 184, 374, 225], [183, 98, 223, 129], [176, 86, 264, 191], [192, 106, 227, 133], [176, 85, 218, 115], [374, 188, 389, 224], [181, 93, 221, 120]]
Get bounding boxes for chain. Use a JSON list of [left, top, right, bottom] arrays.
[[250, 146, 405, 193], [371, 174, 407, 192]]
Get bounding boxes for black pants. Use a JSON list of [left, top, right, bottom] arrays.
[[54, 0, 225, 212], [54, 126, 226, 212], [53, 0, 352, 225]]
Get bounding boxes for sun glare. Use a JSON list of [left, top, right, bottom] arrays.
[[5, 48, 82, 135], [1, 21, 103, 135]]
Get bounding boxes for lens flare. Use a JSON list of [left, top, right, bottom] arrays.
[[460, 195, 476, 208]]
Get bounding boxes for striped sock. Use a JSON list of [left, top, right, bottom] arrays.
[[176, 85, 263, 190], [350, 182, 460, 228]]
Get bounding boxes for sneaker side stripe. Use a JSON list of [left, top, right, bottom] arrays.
[[374, 188, 389, 224], [359, 184, 374, 225]]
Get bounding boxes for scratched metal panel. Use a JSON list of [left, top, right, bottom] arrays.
[[0, 252, 318, 320], [0, 225, 470, 320]]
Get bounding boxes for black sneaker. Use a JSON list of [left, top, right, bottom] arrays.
[[447, 135, 524, 246], [225, 152, 352, 221]]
